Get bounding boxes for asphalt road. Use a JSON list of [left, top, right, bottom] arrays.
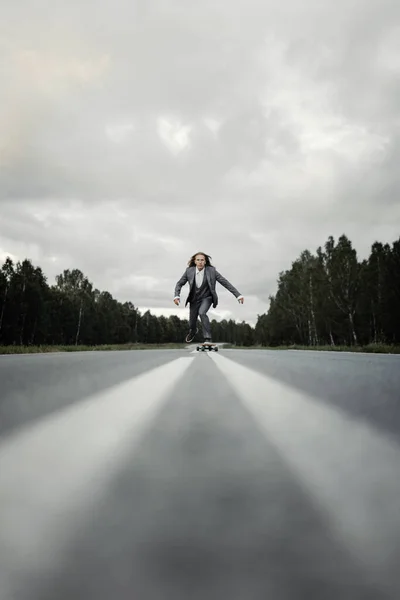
[[1, 346, 400, 599]]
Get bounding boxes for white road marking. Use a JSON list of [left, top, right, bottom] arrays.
[[0, 357, 194, 599], [209, 352, 400, 584]]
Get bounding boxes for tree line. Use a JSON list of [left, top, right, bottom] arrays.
[[257, 234, 400, 347], [0, 258, 253, 346], [0, 233, 399, 348]]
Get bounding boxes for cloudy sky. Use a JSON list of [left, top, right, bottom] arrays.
[[1, 0, 399, 327]]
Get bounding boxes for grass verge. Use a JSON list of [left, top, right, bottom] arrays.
[[0, 343, 187, 354], [223, 343, 400, 353], [1, 342, 399, 354]]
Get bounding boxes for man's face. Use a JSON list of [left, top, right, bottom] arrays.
[[195, 255, 206, 270]]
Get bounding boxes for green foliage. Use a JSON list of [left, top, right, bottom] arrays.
[[255, 234, 400, 347], [0, 233, 399, 350], [0, 259, 256, 347]]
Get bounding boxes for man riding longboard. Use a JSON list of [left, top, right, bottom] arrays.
[[173, 252, 244, 344]]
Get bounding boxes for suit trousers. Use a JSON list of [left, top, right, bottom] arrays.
[[189, 295, 213, 339]]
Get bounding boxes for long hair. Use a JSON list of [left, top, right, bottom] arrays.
[[187, 252, 213, 267]]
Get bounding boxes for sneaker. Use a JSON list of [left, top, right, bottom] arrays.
[[204, 337, 212, 344], [185, 328, 198, 343]]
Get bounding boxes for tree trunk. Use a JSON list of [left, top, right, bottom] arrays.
[[349, 312, 358, 345], [308, 272, 318, 345], [75, 301, 83, 345], [372, 307, 377, 343], [19, 311, 26, 346]]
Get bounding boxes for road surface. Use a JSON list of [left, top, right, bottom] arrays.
[[1, 346, 400, 599]]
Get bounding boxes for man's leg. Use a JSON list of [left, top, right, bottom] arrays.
[[188, 301, 200, 333], [198, 296, 213, 340]]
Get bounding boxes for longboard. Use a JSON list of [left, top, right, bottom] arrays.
[[196, 342, 219, 352]]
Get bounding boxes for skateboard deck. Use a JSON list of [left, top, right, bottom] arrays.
[[196, 342, 219, 352]]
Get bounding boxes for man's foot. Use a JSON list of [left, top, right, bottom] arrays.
[[203, 337, 212, 344], [185, 328, 198, 343]]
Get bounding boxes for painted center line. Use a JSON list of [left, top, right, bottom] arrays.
[[0, 357, 194, 600], [209, 352, 400, 588]]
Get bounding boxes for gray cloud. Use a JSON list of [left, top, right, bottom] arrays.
[[1, 0, 399, 327]]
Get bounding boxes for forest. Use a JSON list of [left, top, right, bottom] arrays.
[[0, 234, 399, 350]]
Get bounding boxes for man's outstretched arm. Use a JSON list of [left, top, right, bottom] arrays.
[[215, 270, 244, 303], [173, 271, 188, 304]]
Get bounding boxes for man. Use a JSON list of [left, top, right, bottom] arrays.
[[173, 252, 244, 343]]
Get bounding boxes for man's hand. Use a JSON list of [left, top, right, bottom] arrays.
[[174, 298, 180, 306], [238, 297, 244, 304]]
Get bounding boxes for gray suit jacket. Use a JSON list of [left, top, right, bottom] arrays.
[[174, 265, 241, 308]]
